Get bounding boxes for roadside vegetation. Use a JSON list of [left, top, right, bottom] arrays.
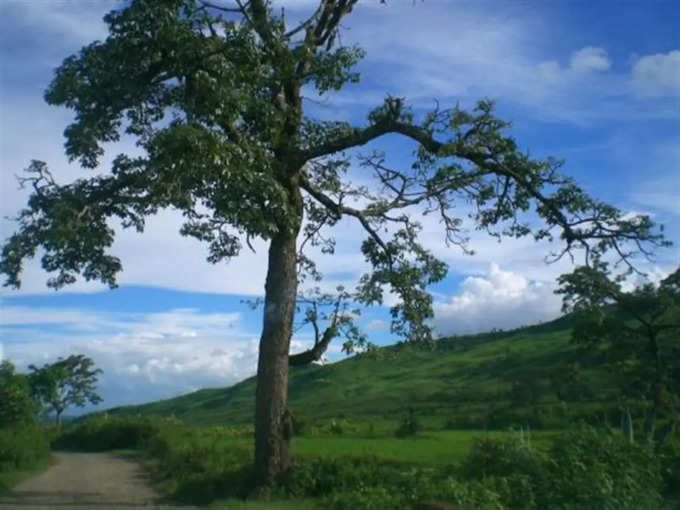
[[0, 355, 102, 493], [54, 412, 679, 509], [0, 360, 52, 493]]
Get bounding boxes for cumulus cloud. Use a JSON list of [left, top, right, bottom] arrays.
[[631, 50, 680, 97], [432, 263, 562, 336], [537, 47, 611, 84], [569, 46, 612, 72]]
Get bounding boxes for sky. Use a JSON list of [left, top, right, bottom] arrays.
[[1, 0, 678, 412]]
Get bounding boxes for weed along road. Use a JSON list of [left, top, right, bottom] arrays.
[[0, 452, 194, 509]]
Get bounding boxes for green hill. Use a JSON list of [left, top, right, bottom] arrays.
[[106, 314, 618, 428]]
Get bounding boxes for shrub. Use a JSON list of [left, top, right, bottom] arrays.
[[458, 427, 664, 509], [461, 434, 544, 481], [659, 441, 680, 500], [280, 457, 505, 509], [290, 413, 308, 436], [0, 424, 50, 476], [0, 360, 36, 427], [395, 408, 420, 437], [542, 427, 663, 509], [460, 435, 543, 508], [53, 415, 161, 451]]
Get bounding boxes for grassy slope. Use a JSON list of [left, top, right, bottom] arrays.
[[107, 313, 615, 426]]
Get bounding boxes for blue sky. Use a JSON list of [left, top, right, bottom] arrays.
[[1, 0, 678, 412]]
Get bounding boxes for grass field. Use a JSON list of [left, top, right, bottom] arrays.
[[291, 429, 555, 464]]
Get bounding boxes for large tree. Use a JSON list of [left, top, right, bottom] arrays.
[[0, 0, 667, 484]]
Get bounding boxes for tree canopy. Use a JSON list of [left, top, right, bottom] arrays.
[[0, 0, 669, 484], [558, 264, 680, 431], [28, 354, 103, 424]]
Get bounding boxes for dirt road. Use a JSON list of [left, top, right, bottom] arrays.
[[0, 452, 193, 509]]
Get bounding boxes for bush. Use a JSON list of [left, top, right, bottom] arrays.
[[0, 424, 50, 475], [458, 427, 664, 509], [542, 427, 663, 509], [659, 441, 680, 500], [53, 415, 161, 451], [395, 408, 420, 437], [460, 435, 543, 508], [291, 413, 308, 436], [0, 360, 36, 427], [461, 434, 543, 480]]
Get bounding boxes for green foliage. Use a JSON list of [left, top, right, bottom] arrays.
[[280, 456, 504, 509], [0, 425, 50, 472], [0, 360, 53, 492], [543, 427, 663, 509], [51, 413, 679, 508], [558, 265, 680, 419], [290, 413, 308, 436], [395, 407, 420, 437], [458, 426, 665, 509], [0, 360, 35, 427], [54, 414, 160, 451], [29, 354, 103, 423], [659, 441, 680, 500]]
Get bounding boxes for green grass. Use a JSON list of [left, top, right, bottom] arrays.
[[210, 498, 317, 509], [292, 429, 555, 464]]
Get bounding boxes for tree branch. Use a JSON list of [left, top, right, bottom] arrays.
[[299, 173, 392, 264]]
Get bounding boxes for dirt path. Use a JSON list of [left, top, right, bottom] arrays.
[[0, 452, 193, 509]]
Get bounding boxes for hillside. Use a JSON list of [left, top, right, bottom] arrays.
[[106, 314, 616, 427]]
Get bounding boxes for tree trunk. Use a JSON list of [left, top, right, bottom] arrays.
[[254, 227, 299, 486], [55, 409, 62, 425]]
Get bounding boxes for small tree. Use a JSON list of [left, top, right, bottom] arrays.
[[0, 0, 668, 484], [28, 355, 103, 424], [558, 264, 680, 437]]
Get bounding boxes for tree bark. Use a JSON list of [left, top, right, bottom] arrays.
[[254, 215, 300, 485], [289, 325, 337, 366]]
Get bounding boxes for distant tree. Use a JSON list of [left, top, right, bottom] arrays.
[[28, 355, 103, 424], [0, 0, 668, 484], [0, 360, 35, 427], [558, 263, 680, 436]]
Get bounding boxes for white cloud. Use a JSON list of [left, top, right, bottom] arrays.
[[433, 263, 562, 336], [569, 47, 611, 72], [1, 306, 257, 409], [631, 50, 680, 97]]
